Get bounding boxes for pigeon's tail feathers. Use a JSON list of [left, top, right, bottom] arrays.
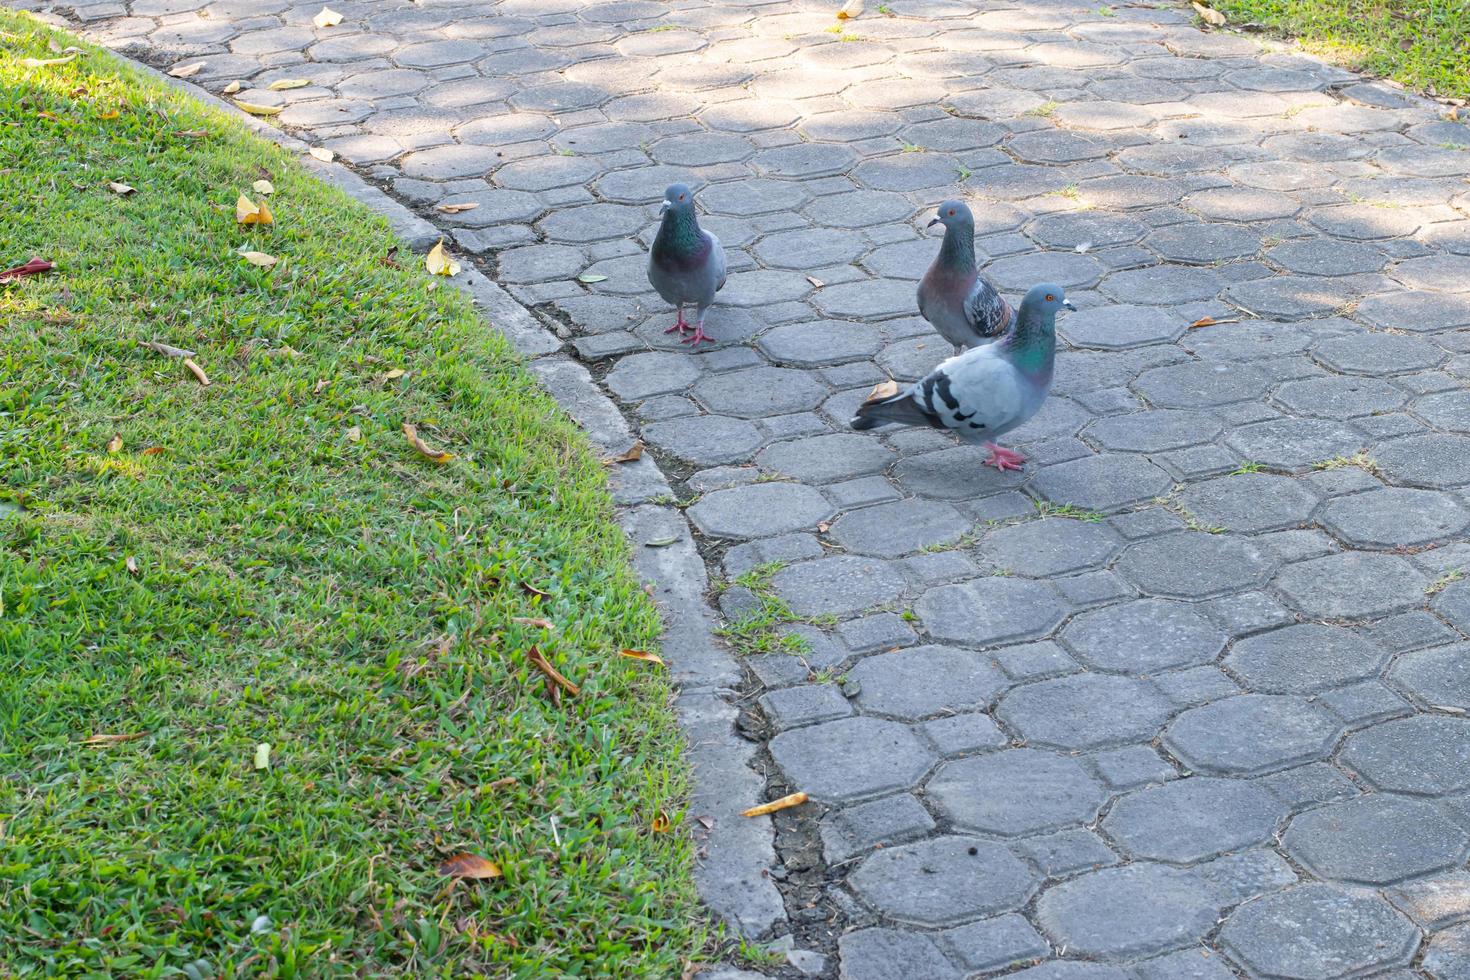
[[851, 387, 943, 431]]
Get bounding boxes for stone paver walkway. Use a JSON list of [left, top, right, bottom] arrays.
[[44, 0, 1470, 975]]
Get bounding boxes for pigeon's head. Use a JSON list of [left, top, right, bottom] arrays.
[[928, 199, 973, 230], [1022, 282, 1076, 316], [660, 183, 695, 217]]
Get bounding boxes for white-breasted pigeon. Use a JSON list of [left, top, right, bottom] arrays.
[[647, 182, 727, 347], [851, 282, 1074, 471], [918, 199, 1013, 354]]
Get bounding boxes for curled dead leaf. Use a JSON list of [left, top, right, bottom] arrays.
[[438, 853, 502, 879], [168, 62, 205, 78], [607, 440, 644, 464], [267, 78, 310, 91], [864, 379, 900, 403], [183, 358, 211, 387], [1189, 316, 1239, 329], [644, 535, 679, 548], [527, 646, 580, 697], [142, 446, 166, 456], [252, 178, 275, 196], [1, 257, 55, 281], [139, 339, 195, 359], [837, 0, 863, 19], [107, 181, 135, 196], [425, 239, 461, 277], [82, 732, 146, 747], [436, 202, 481, 214], [513, 617, 556, 630], [742, 791, 809, 818], [125, 555, 139, 575], [313, 6, 344, 28], [520, 583, 551, 599], [806, 275, 825, 288], [345, 426, 362, 443], [651, 812, 672, 833], [20, 53, 79, 68], [1191, 1, 1226, 26], [107, 434, 123, 454], [379, 368, 406, 382], [236, 194, 273, 225], [222, 80, 241, 95], [619, 649, 665, 666], [234, 99, 283, 117], [402, 422, 454, 463], [240, 250, 278, 268], [174, 128, 208, 139], [309, 146, 335, 162]]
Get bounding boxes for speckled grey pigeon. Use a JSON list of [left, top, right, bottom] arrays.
[[918, 200, 1013, 354], [648, 182, 727, 347], [852, 283, 1073, 471]]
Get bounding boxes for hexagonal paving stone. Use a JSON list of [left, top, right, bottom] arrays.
[[1036, 864, 1221, 960], [1375, 433, 1470, 488], [1102, 776, 1282, 863], [929, 749, 1107, 837], [1060, 305, 1187, 350], [1219, 884, 1419, 979], [1284, 795, 1470, 885], [1099, 266, 1224, 305], [977, 519, 1123, 578], [1028, 211, 1148, 250], [984, 252, 1106, 291], [849, 836, 1038, 926], [1134, 360, 1270, 407], [1268, 239, 1387, 276], [1358, 290, 1470, 332], [642, 415, 764, 466], [692, 367, 829, 419], [1321, 487, 1469, 548], [757, 434, 894, 484], [1341, 715, 1470, 794], [837, 928, 962, 980], [1030, 454, 1174, 513], [1061, 598, 1226, 673], [1391, 642, 1470, 710], [828, 500, 971, 558], [1414, 389, 1470, 433], [1186, 186, 1300, 222], [1085, 409, 1222, 453], [1274, 552, 1430, 619], [604, 351, 702, 400], [1177, 473, 1319, 533], [1437, 580, 1470, 632], [1116, 532, 1271, 600], [769, 716, 934, 803], [850, 646, 1009, 720], [917, 577, 1068, 647], [687, 483, 833, 540], [1164, 695, 1341, 775], [757, 320, 882, 367], [1274, 376, 1408, 419], [1225, 418, 1367, 472], [771, 555, 908, 619], [997, 674, 1174, 750], [1226, 624, 1389, 694]]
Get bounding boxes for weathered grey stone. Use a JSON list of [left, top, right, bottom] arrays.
[[837, 928, 961, 980], [1030, 454, 1174, 512], [928, 749, 1107, 837], [1164, 694, 1342, 775], [997, 674, 1173, 750], [922, 712, 1008, 757], [1177, 472, 1319, 533], [1387, 870, 1470, 929], [643, 415, 765, 466], [1275, 375, 1408, 419], [757, 434, 894, 484], [1274, 552, 1431, 619], [1284, 794, 1470, 885], [978, 518, 1123, 578], [1226, 624, 1389, 694], [849, 836, 1038, 926], [1036, 864, 1221, 960], [849, 646, 1007, 721], [1341, 715, 1470, 794], [1392, 643, 1470, 710], [1091, 744, 1176, 789], [1133, 949, 1237, 980], [916, 578, 1068, 647], [1376, 433, 1470, 488], [769, 717, 934, 803], [820, 794, 937, 864], [829, 499, 971, 556], [1424, 922, 1470, 980], [1015, 828, 1119, 876], [1085, 409, 1221, 454], [1116, 532, 1271, 599], [1321, 486, 1469, 548], [759, 684, 853, 729], [1102, 776, 1282, 863], [1219, 884, 1419, 979], [771, 556, 907, 618], [1061, 598, 1225, 673], [687, 483, 834, 540], [938, 915, 1049, 973], [1003, 964, 1130, 980], [1225, 418, 1367, 471]]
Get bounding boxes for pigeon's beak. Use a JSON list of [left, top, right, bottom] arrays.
[[659, 201, 670, 216], [927, 217, 942, 228], [1062, 299, 1077, 312]]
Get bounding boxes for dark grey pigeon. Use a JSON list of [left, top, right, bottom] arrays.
[[918, 200, 1013, 354], [852, 283, 1073, 471], [647, 182, 727, 347]]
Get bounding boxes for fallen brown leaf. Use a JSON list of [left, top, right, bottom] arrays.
[[379, 368, 406, 382], [1188, 316, 1240, 329], [173, 129, 209, 139], [805, 275, 825, 288], [837, 0, 863, 19], [267, 78, 311, 91], [1192, 1, 1226, 25], [107, 434, 123, 454], [438, 853, 503, 880], [527, 646, 580, 697], [183, 358, 211, 387], [234, 100, 283, 117], [345, 425, 362, 443], [619, 648, 665, 666], [742, 792, 809, 818], [695, 815, 715, 830], [107, 181, 135, 195], [436, 202, 481, 214], [425, 239, 461, 277], [1, 257, 55, 282], [313, 6, 344, 28], [309, 146, 335, 162], [651, 812, 672, 833], [222, 81, 241, 95], [142, 446, 166, 456], [125, 555, 139, 576], [520, 584, 551, 600], [402, 422, 454, 463], [864, 379, 900, 403], [82, 732, 146, 747], [236, 193, 273, 225], [512, 617, 555, 630], [168, 62, 205, 78], [252, 178, 275, 196], [240, 250, 278, 268], [607, 440, 644, 464], [139, 339, 195, 358]]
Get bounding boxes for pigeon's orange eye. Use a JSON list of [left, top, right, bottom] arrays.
[[1046, 294, 1055, 302], [947, 209, 955, 216], [678, 194, 686, 200]]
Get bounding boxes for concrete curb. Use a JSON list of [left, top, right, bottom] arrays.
[[42, 15, 786, 942]]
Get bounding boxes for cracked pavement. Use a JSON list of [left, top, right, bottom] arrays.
[[34, 0, 1470, 975]]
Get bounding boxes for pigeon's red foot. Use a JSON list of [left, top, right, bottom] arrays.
[[982, 443, 1026, 472], [664, 312, 690, 335], [682, 323, 713, 346]]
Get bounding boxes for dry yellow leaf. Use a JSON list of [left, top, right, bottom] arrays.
[[837, 0, 863, 18], [865, 379, 900, 403], [309, 146, 335, 162], [125, 555, 139, 576], [651, 812, 672, 833], [240, 250, 278, 267], [252, 178, 275, 196], [402, 422, 454, 463], [222, 80, 241, 95], [313, 6, 343, 28], [742, 791, 809, 818], [268, 78, 311, 91], [607, 440, 644, 464], [20, 53, 79, 68], [619, 648, 665, 666], [438, 853, 502, 879], [425, 239, 461, 277], [345, 425, 362, 443], [236, 194, 273, 225], [513, 617, 556, 630], [168, 62, 205, 78], [1192, 2, 1226, 25], [97, 109, 120, 120], [436, 202, 481, 214], [527, 645, 580, 697], [107, 434, 123, 454], [82, 732, 146, 747], [234, 99, 282, 117], [107, 181, 134, 195], [183, 358, 211, 387]]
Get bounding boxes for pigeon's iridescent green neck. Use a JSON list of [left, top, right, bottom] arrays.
[[654, 206, 704, 259], [1002, 307, 1056, 378], [936, 220, 976, 273]]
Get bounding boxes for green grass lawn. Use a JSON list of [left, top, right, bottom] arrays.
[[0, 11, 704, 977], [1206, 0, 1470, 100]]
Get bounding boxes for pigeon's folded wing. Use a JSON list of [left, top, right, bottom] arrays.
[[963, 277, 1012, 340], [705, 230, 728, 292], [916, 352, 1025, 436]]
